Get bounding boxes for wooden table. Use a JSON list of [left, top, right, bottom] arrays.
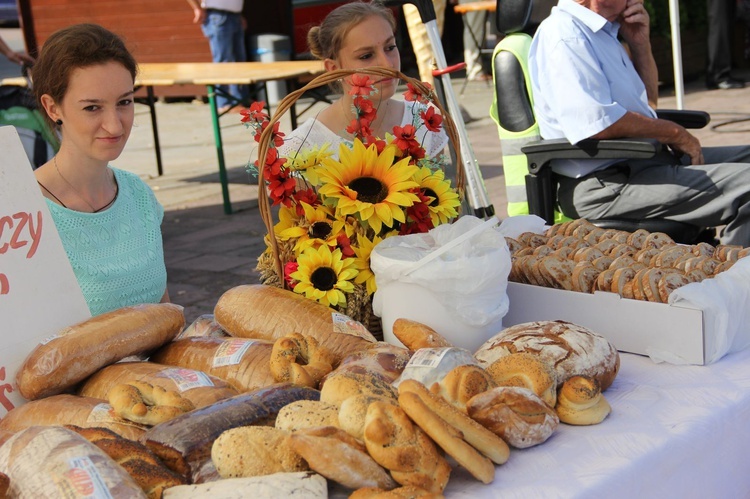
[[2, 60, 325, 214]]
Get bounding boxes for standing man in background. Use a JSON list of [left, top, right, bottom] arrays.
[[705, 0, 745, 89], [186, 0, 249, 112]]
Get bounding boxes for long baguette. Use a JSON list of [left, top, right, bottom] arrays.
[[16, 303, 185, 400], [140, 383, 319, 480], [213, 285, 376, 364]]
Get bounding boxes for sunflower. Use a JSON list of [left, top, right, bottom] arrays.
[[353, 233, 387, 295], [317, 139, 420, 234], [291, 245, 359, 308], [411, 167, 461, 226], [278, 202, 344, 253], [284, 144, 333, 186]]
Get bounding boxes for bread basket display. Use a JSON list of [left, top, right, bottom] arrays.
[[251, 67, 466, 335]]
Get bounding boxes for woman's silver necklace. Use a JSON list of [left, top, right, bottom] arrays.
[[54, 156, 113, 213]]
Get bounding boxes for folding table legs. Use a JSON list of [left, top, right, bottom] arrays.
[[206, 84, 233, 215]]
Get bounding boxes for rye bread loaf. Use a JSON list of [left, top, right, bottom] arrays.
[[474, 320, 620, 391], [213, 285, 376, 364]]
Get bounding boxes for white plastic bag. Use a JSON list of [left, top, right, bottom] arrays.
[[371, 216, 511, 352]]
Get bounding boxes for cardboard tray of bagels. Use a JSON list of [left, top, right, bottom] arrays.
[[500, 219, 750, 366]]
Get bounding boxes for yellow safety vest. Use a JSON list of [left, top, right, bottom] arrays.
[[489, 33, 569, 224]]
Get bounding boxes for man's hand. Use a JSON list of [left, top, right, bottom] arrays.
[[668, 126, 704, 165], [618, 0, 650, 49]]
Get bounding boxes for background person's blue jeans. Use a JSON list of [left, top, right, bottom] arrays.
[[201, 10, 249, 110]]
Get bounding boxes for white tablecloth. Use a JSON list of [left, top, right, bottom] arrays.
[[443, 348, 750, 498]]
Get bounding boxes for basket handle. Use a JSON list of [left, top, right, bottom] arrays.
[[256, 66, 465, 289]]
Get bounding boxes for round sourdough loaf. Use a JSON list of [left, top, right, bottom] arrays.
[[474, 320, 619, 391]]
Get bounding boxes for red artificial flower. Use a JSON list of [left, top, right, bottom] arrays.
[[337, 233, 356, 258], [262, 147, 286, 178], [346, 118, 373, 139], [392, 124, 420, 153], [292, 188, 321, 216], [354, 96, 376, 123], [253, 119, 270, 143], [284, 261, 299, 288], [403, 189, 434, 234], [420, 106, 443, 133], [347, 74, 374, 96], [240, 101, 268, 123], [269, 121, 285, 148], [403, 82, 431, 104], [267, 171, 296, 207], [364, 134, 388, 154]]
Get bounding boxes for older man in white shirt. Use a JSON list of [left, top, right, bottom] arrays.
[[529, 0, 750, 247]]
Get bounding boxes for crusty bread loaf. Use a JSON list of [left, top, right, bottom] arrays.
[[275, 400, 340, 432], [363, 401, 451, 493], [392, 319, 453, 350], [150, 336, 275, 393], [323, 342, 412, 385], [213, 285, 377, 364], [485, 352, 557, 408], [429, 364, 497, 413], [65, 425, 186, 499], [474, 320, 620, 391], [0, 426, 144, 498], [16, 303, 185, 400], [467, 386, 559, 449], [176, 314, 228, 340], [555, 376, 611, 425], [211, 426, 306, 478], [0, 394, 145, 441], [320, 372, 397, 407], [139, 384, 319, 481], [78, 361, 238, 409], [0, 471, 8, 498], [289, 426, 397, 491]]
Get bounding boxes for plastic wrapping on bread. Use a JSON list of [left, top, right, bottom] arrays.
[[139, 383, 319, 481], [0, 426, 145, 498], [16, 303, 185, 400], [78, 361, 238, 409], [150, 336, 275, 393], [393, 347, 477, 389], [213, 285, 377, 364], [0, 394, 146, 441]]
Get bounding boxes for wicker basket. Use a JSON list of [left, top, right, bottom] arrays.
[[255, 67, 465, 338]]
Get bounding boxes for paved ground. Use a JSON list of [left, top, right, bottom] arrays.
[[3, 27, 750, 324]]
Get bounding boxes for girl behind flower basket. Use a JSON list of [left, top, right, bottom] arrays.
[[33, 23, 170, 317], [278, 0, 449, 160]]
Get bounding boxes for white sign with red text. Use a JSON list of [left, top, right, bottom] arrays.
[[0, 126, 90, 416]]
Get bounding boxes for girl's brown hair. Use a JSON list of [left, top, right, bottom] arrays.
[[307, 1, 397, 61], [32, 23, 138, 130]]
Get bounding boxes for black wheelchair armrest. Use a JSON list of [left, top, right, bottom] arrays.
[[522, 138, 660, 174], [521, 137, 659, 224], [655, 109, 710, 129]]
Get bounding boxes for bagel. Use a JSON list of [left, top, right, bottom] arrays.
[[108, 381, 195, 426], [269, 333, 334, 388]]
